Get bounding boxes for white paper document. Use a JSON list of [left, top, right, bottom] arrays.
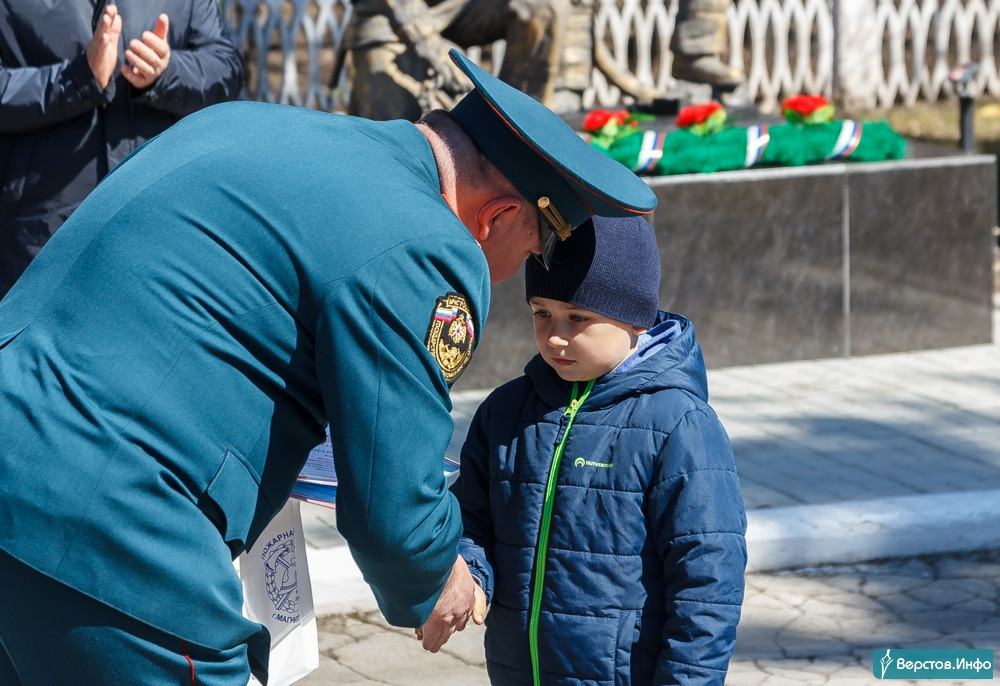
[[292, 428, 460, 509]]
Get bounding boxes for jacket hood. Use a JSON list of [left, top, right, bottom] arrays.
[[524, 310, 708, 410]]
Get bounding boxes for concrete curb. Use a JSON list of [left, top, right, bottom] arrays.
[[304, 543, 378, 617], [745, 488, 1000, 572], [303, 488, 1000, 616]]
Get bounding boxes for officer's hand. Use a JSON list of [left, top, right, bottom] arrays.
[[87, 4, 122, 90], [122, 13, 171, 89], [414, 556, 480, 652], [414, 571, 488, 646]]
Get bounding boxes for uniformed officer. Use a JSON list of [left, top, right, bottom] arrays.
[[0, 50, 655, 685]]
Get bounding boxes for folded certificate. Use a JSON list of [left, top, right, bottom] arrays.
[[292, 429, 460, 509]]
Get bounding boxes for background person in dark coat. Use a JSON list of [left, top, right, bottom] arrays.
[[0, 0, 245, 297]]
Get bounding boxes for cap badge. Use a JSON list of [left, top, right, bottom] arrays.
[[425, 293, 476, 384], [537, 197, 573, 241]]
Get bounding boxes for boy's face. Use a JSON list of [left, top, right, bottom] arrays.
[[529, 297, 646, 382]]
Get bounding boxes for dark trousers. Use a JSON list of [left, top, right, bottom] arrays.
[[0, 548, 267, 686]]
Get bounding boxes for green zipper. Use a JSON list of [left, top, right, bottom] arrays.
[[528, 378, 595, 686]]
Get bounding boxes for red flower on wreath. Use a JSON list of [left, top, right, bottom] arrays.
[[781, 94, 835, 124], [675, 101, 727, 136], [582, 109, 631, 132], [580, 108, 651, 150]]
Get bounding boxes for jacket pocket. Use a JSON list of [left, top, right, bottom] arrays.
[[614, 609, 641, 686], [202, 445, 261, 553], [0, 325, 28, 352]]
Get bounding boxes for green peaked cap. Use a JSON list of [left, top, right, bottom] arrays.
[[447, 48, 657, 267]]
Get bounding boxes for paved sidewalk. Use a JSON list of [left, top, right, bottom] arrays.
[[707, 341, 1000, 571], [297, 549, 1000, 685]]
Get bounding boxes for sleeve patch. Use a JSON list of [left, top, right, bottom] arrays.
[[425, 292, 476, 384]]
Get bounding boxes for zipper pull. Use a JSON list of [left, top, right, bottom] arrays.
[[565, 381, 581, 415], [564, 380, 594, 415]]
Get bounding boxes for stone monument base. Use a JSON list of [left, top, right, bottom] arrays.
[[454, 146, 998, 391]]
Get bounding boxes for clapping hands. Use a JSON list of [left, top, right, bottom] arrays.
[[87, 4, 122, 90], [87, 5, 172, 91]]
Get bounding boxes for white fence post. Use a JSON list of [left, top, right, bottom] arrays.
[[832, 0, 880, 111]]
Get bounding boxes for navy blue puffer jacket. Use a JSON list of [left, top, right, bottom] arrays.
[[454, 312, 747, 685]]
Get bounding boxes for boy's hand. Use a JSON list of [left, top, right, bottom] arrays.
[[472, 582, 487, 625]]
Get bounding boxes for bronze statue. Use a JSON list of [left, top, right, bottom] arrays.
[[670, 0, 743, 89], [342, 0, 570, 120], [340, 0, 743, 121]]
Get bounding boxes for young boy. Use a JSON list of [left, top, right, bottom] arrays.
[[451, 214, 747, 685]]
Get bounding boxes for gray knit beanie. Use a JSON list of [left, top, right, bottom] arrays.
[[525, 214, 661, 328]]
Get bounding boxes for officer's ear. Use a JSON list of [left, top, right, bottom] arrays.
[[474, 195, 522, 242]]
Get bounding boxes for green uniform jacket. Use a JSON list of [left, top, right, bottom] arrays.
[[0, 101, 490, 651]]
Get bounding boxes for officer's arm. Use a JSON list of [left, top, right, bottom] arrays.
[[313, 235, 489, 628]]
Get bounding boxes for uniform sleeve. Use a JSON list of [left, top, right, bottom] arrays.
[[313, 235, 490, 628], [451, 399, 497, 602], [0, 53, 113, 134], [134, 0, 244, 116], [648, 407, 748, 686]]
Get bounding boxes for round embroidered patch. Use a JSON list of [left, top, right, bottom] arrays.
[[425, 293, 476, 384]]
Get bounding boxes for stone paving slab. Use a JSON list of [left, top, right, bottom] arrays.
[[702, 344, 1000, 510]]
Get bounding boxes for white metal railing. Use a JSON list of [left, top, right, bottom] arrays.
[[732, 0, 834, 109], [220, 0, 1000, 112], [873, 0, 1000, 106], [223, 0, 353, 111]]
